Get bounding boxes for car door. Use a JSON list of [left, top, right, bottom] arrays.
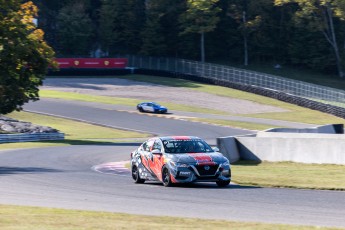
[[148, 140, 164, 180], [140, 139, 155, 172], [142, 103, 154, 112]]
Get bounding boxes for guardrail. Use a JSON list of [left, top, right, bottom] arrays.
[[0, 132, 65, 144], [116, 54, 345, 107]]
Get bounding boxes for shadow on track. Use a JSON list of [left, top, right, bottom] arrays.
[[38, 140, 142, 147], [141, 181, 260, 190], [0, 167, 62, 175]]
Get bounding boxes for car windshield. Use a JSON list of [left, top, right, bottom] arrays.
[[162, 139, 213, 154], [151, 102, 161, 107]]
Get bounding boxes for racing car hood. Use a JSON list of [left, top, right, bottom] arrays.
[[169, 152, 228, 164]]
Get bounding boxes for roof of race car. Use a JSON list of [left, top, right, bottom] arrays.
[[139, 102, 160, 105], [158, 136, 201, 141]]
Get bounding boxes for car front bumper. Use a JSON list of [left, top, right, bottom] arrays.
[[169, 164, 231, 184]]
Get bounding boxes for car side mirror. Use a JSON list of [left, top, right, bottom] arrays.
[[152, 149, 162, 155], [212, 147, 219, 152]]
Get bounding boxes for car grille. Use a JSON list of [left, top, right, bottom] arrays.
[[195, 164, 219, 176], [196, 175, 219, 180]]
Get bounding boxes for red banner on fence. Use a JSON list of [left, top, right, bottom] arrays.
[[55, 58, 128, 68]]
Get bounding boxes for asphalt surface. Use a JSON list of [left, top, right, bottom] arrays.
[[23, 98, 254, 145], [0, 98, 344, 228]]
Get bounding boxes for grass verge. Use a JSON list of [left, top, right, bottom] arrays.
[[232, 161, 345, 190], [189, 118, 281, 131], [0, 204, 336, 230], [0, 111, 150, 150], [124, 161, 345, 190]]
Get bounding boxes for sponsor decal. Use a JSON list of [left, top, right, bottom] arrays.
[[188, 153, 215, 165], [55, 58, 128, 68]]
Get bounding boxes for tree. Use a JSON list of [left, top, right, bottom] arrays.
[[98, 0, 145, 55], [0, 0, 55, 115], [275, 0, 345, 77], [140, 10, 167, 56], [98, 0, 116, 55], [56, 1, 94, 56], [31, 0, 76, 51], [227, 0, 271, 66], [140, 0, 186, 57], [180, 0, 221, 62]]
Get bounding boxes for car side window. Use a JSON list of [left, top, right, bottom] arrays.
[[146, 140, 155, 151], [195, 142, 205, 152], [153, 140, 162, 152], [141, 142, 147, 151]]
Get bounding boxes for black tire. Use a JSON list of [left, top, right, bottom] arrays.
[[162, 166, 173, 187], [138, 107, 144, 112], [216, 180, 230, 187], [132, 165, 145, 184]]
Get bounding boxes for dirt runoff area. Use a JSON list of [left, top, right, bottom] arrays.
[[42, 77, 288, 114]]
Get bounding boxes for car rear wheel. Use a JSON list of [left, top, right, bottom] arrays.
[[162, 166, 173, 187], [132, 165, 145, 183], [216, 180, 230, 187]]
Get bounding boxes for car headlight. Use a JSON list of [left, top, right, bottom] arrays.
[[220, 160, 230, 167], [170, 161, 189, 168]]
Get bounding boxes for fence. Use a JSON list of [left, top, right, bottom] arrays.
[[116, 55, 345, 107]]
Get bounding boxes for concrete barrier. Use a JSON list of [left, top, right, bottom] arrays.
[[217, 136, 241, 163], [264, 124, 344, 134], [217, 124, 345, 165]]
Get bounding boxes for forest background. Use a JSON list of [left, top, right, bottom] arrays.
[[33, 0, 345, 78]]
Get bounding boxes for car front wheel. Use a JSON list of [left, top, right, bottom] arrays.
[[132, 165, 145, 183], [162, 166, 173, 187], [216, 180, 230, 187]]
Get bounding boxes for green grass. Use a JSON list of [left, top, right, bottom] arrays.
[[232, 161, 345, 190], [189, 118, 280, 130], [0, 205, 337, 230], [124, 161, 345, 190], [40, 89, 142, 106], [0, 111, 151, 150]]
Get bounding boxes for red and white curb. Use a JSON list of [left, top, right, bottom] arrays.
[[92, 161, 130, 176]]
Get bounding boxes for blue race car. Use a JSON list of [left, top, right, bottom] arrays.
[[137, 102, 168, 114]]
